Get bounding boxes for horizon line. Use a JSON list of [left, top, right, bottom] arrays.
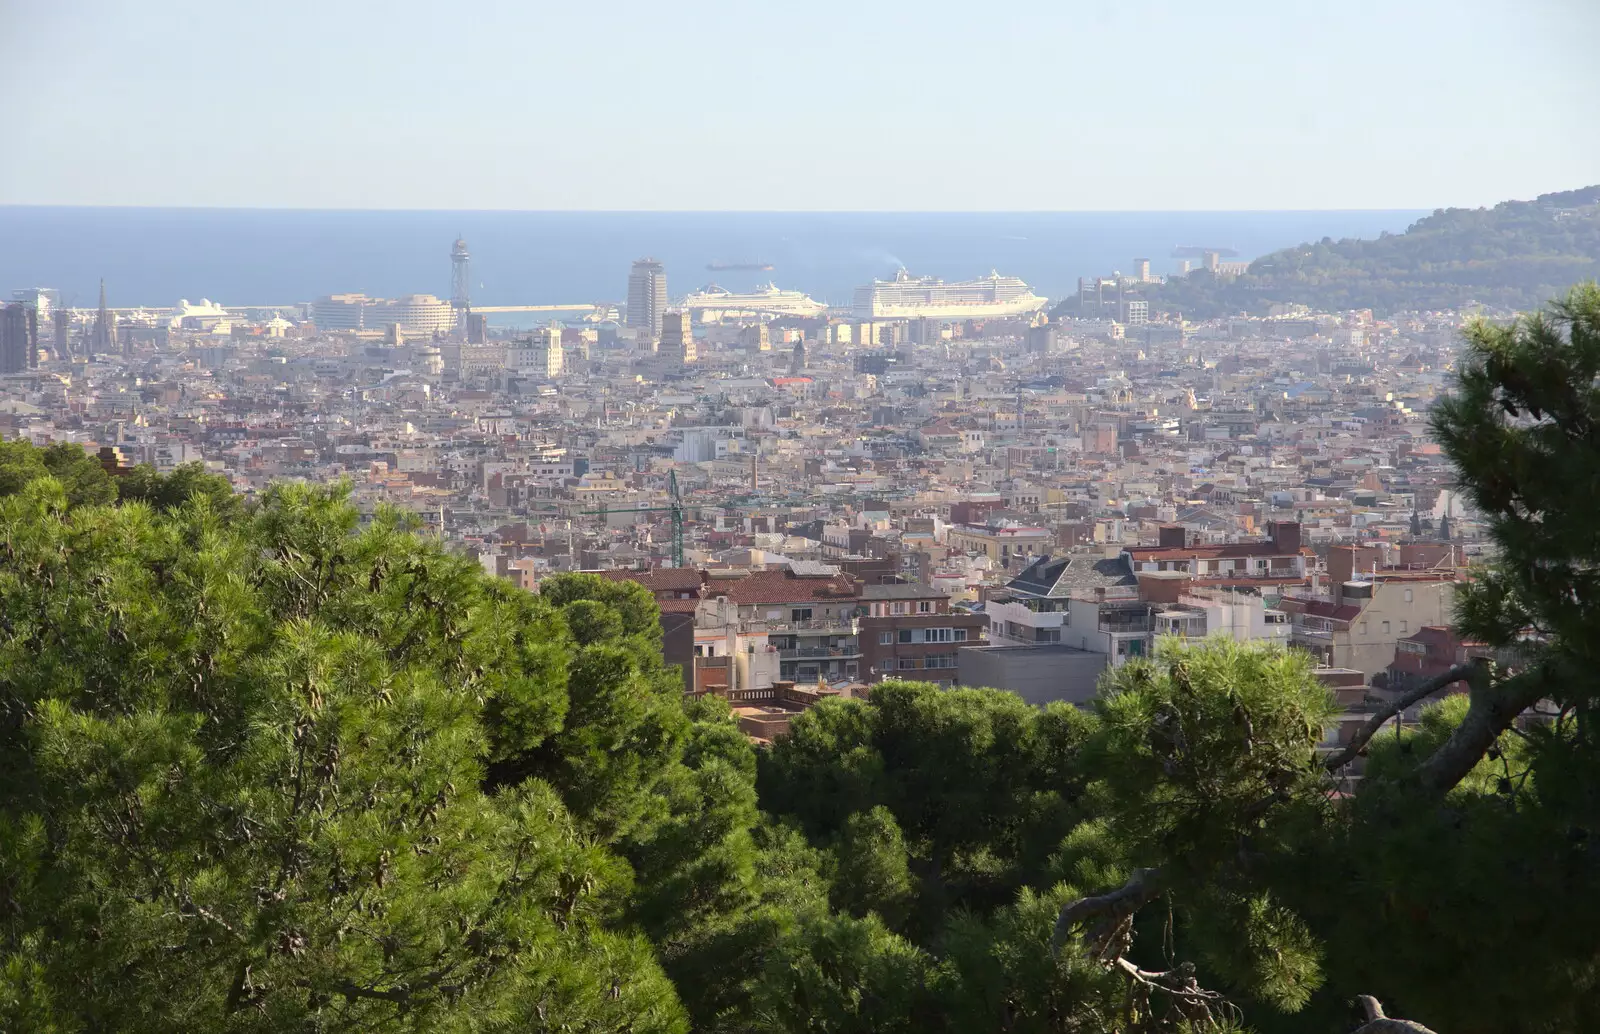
[[0, 204, 1439, 215]]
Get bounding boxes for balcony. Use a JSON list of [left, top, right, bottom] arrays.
[[767, 617, 859, 634], [1099, 618, 1153, 635], [779, 644, 863, 660]]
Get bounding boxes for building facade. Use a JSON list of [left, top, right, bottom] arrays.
[[0, 302, 39, 373], [313, 293, 458, 336], [626, 258, 668, 339], [859, 584, 985, 687], [661, 310, 695, 363]]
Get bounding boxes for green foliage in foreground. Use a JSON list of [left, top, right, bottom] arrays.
[[4, 287, 1600, 1034]]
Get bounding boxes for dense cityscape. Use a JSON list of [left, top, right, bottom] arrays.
[[2, 241, 1488, 743], [5, 1, 1600, 1030]]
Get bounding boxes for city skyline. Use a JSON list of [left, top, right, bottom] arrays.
[[2, 0, 1596, 212]]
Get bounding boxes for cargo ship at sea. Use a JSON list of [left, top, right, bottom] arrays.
[[680, 282, 826, 320], [850, 269, 1047, 319]]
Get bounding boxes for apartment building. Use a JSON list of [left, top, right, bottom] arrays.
[[947, 520, 1052, 570], [1278, 545, 1460, 678], [859, 583, 986, 687], [1120, 520, 1313, 589], [698, 563, 863, 686], [965, 551, 1295, 705]]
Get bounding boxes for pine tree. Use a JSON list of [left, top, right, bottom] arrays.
[[0, 476, 687, 1033]]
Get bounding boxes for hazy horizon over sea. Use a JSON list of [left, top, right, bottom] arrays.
[[0, 208, 1428, 322]]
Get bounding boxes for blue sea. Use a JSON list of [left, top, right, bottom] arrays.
[[0, 209, 1427, 322]]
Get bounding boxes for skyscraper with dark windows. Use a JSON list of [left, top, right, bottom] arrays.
[[0, 303, 38, 374]]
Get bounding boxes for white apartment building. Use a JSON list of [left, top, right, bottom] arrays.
[[313, 293, 458, 336], [507, 327, 563, 380]]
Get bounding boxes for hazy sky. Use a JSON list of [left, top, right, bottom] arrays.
[[2, 0, 1596, 210]]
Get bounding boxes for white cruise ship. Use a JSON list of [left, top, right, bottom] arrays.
[[680, 282, 826, 321], [851, 269, 1047, 319]]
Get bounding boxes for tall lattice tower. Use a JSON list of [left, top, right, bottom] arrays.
[[450, 237, 471, 312]]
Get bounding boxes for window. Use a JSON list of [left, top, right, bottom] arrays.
[[1359, 621, 1368, 636], [892, 602, 907, 615], [790, 608, 811, 622], [918, 600, 933, 614], [1382, 621, 1391, 634], [881, 658, 896, 671], [879, 631, 893, 645], [953, 628, 968, 642], [898, 629, 914, 643], [1400, 620, 1408, 633]]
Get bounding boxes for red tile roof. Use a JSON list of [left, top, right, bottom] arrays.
[[1295, 601, 1364, 621], [705, 569, 860, 605], [599, 568, 705, 594]]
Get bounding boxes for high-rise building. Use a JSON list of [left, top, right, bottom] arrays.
[[8, 290, 50, 368], [1133, 258, 1151, 283], [10, 288, 56, 324], [661, 311, 695, 363], [53, 309, 70, 358], [789, 340, 805, 375], [1, 302, 39, 373], [626, 258, 667, 339]]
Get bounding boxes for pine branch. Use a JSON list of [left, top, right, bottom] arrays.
[[1324, 661, 1487, 773], [1051, 868, 1161, 953], [1354, 994, 1441, 1033], [1414, 666, 1549, 800]]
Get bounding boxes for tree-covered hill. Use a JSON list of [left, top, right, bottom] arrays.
[[1119, 186, 1600, 318]]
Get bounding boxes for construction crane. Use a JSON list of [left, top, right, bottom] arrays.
[[575, 470, 687, 567]]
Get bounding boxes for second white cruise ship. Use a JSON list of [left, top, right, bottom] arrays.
[[851, 269, 1047, 319], [680, 282, 827, 321]]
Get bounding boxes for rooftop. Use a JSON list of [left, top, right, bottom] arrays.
[[862, 583, 948, 601]]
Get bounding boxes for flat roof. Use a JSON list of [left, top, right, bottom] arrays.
[[959, 643, 1097, 656], [862, 583, 947, 600]]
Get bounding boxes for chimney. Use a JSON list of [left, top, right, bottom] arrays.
[[1137, 571, 1191, 604], [1269, 520, 1302, 554], [1328, 545, 1356, 592], [1158, 525, 1187, 548]]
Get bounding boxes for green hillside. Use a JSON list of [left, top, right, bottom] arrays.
[[1127, 186, 1600, 318]]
